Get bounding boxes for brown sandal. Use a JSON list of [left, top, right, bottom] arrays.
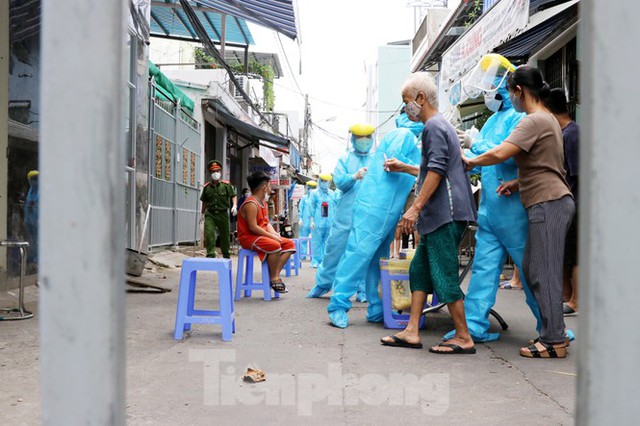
[[520, 341, 567, 358]]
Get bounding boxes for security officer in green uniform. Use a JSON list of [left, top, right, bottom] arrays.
[[200, 160, 237, 258]]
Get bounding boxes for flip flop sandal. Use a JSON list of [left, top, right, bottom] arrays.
[[270, 279, 288, 293], [499, 281, 523, 290], [380, 335, 423, 349], [429, 343, 476, 355], [563, 304, 578, 316], [520, 342, 567, 358]]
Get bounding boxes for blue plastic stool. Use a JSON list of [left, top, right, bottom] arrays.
[[174, 258, 235, 341], [235, 249, 279, 301], [284, 239, 300, 277], [298, 236, 312, 261], [380, 261, 429, 330]]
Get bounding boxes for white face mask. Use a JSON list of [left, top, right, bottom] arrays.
[[484, 92, 503, 112], [211, 172, 221, 180]]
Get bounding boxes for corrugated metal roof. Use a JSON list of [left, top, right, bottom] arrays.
[[150, 1, 254, 46], [197, 0, 297, 40], [9, 0, 40, 43]]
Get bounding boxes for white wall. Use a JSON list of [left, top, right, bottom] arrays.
[[0, 0, 8, 255]]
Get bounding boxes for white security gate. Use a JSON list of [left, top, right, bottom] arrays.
[[148, 81, 201, 247]]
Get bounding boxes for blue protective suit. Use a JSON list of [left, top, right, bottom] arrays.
[[308, 182, 336, 268], [23, 178, 39, 263], [298, 190, 313, 257], [307, 143, 373, 300], [443, 84, 542, 342], [327, 114, 423, 328]]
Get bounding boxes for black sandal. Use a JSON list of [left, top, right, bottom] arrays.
[[270, 279, 288, 293]]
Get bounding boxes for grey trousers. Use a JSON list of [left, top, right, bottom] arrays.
[[522, 196, 576, 344]]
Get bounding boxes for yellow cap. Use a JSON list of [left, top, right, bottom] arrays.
[[306, 181, 317, 187], [319, 173, 332, 182], [27, 170, 39, 179], [479, 54, 515, 73], [349, 123, 375, 137]]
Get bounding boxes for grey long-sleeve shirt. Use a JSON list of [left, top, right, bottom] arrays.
[[416, 113, 477, 235]]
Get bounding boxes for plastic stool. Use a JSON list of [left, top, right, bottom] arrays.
[[235, 249, 279, 301], [174, 258, 235, 341], [284, 239, 300, 277], [380, 265, 428, 330], [298, 236, 312, 261]]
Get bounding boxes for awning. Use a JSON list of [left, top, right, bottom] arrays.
[[294, 173, 313, 184], [9, 119, 38, 142], [150, 0, 254, 46], [196, 0, 297, 40], [206, 99, 290, 150], [495, 1, 578, 61]]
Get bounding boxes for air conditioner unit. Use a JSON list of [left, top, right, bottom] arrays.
[[231, 76, 249, 99]]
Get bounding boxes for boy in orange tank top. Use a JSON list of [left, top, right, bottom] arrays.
[[238, 171, 295, 293]]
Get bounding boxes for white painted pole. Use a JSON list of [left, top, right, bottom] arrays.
[[40, 1, 126, 424], [577, 0, 640, 423]]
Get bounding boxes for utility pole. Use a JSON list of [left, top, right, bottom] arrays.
[[301, 94, 310, 173]]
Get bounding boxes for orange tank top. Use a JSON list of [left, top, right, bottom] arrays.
[[238, 196, 269, 236]]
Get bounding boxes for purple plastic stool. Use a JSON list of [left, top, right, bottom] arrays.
[[380, 262, 430, 330], [235, 249, 280, 301], [174, 258, 235, 341]]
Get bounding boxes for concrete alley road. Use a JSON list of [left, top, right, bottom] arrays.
[[1, 254, 577, 425]]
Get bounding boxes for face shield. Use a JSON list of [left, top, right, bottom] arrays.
[[463, 54, 515, 99]]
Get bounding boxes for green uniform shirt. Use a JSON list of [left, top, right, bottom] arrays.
[[200, 180, 236, 215]]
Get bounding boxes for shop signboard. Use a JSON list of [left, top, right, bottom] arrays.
[[291, 184, 305, 200], [249, 163, 278, 185], [439, 0, 530, 114]]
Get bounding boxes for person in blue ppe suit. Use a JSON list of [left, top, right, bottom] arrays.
[[307, 123, 376, 302], [308, 174, 336, 268], [23, 170, 39, 264], [327, 113, 423, 328], [297, 181, 317, 259], [443, 54, 542, 342]]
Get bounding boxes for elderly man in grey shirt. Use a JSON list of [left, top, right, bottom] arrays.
[[381, 72, 477, 355]]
